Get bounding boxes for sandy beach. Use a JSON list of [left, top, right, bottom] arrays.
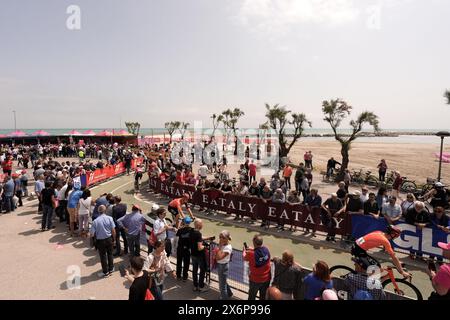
[[289, 138, 450, 185]]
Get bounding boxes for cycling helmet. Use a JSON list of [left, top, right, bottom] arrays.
[[386, 224, 401, 237], [151, 203, 160, 212]]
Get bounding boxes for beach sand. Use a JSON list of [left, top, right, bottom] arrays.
[[289, 139, 450, 185]]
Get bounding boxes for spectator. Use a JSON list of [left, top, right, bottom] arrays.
[[270, 173, 280, 192], [273, 188, 286, 231], [303, 261, 333, 300], [125, 256, 151, 301], [176, 217, 193, 281], [428, 241, 450, 300], [117, 204, 146, 257], [215, 230, 233, 300], [360, 186, 369, 203], [287, 190, 301, 231], [112, 196, 128, 256], [294, 163, 305, 192], [40, 181, 56, 231], [271, 251, 303, 300], [400, 193, 416, 216], [377, 159, 388, 182], [282, 164, 293, 190], [2, 176, 15, 214], [190, 219, 208, 293], [243, 234, 271, 300], [144, 239, 176, 300], [153, 208, 176, 256], [89, 205, 116, 278], [376, 187, 388, 210], [259, 185, 273, 229], [405, 201, 430, 259], [382, 196, 402, 224], [321, 193, 344, 242], [92, 193, 113, 220], [336, 181, 348, 202], [344, 257, 386, 300], [392, 171, 403, 198], [326, 157, 341, 180], [346, 191, 363, 215], [299, 175, 309, 203], [248, 180, 260, 197], [305, 189, 322, 235], [248, 160, 257, 184], [430, 207, 450, 234], [343, 169, 352, 192], [78, 189, 94, 237], [364, 193, 380, 219]]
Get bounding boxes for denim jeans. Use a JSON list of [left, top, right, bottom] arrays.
[[191, 254, 207, 288], [3, 196, 14, 213], [42, 204, 54, 229], [126, 233, 141, 257], [248, 280, 270, 300], [115, 227, 128, 255], [151, 283, 164, 300], [217, 263, 233, 300]]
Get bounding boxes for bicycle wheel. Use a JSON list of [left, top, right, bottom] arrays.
[[382, 278, 423, 300], [330, 265, 356, 279], [367, 176, 379, 187], [401, 181, 417, 193]]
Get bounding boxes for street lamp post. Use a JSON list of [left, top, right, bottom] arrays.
[[436, 131, 450, 182], [13, 110, 16, 131]]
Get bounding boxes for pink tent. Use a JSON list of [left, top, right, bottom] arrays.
[[32, 130, 50, 136], [67, 130, 82, 136], [0, 134, 6, 138], [97, 130, 113, 136], [83, 130, 96, 136], [116, 129, 132, 136], [7, 130, 27, 137]]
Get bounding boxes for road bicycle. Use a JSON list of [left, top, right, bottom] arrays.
[[351, 169, 379, 187], [330, 256, 423, 300]]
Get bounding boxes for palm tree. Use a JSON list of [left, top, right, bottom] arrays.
[[220, 108, 245, 155], [125, 122, 141, 136], [264, 104, 311, 166], [178, 122, 189, 140], [322, 99, 379, 180], [211, 114, 223, 138], [164, 121, 180, 144]]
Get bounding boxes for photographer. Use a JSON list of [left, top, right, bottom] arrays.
[[243, 234, 271, 300], [427, 241, 450, 300], [190, 219, 214, 293]]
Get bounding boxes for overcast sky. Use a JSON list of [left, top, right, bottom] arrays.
[[1, 0, 450, 130]]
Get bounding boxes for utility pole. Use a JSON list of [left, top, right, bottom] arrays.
[[13, 110, 17, 131]]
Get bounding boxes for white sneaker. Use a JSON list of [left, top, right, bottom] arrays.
[[97, 272, 108, 278]]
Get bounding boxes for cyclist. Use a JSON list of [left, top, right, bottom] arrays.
[[351, 225, 411, 279], [168, 193, 195, 228]]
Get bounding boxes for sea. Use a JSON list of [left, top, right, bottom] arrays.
[[0, 128, 448, 145]]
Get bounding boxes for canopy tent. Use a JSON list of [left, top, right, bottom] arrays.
[[32, 130, 50, 136], [0, 134, 6, 138], [97, 130, 113, 136], [7, 130, 27, 137], [83, 130, 97, 136], [66, 130, 83, 136], [116, 129, 132, 136]]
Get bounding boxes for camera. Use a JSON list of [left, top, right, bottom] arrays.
[[243, 242, 249, 250]]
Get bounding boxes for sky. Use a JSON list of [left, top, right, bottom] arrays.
[[1, 0, 450, 130]]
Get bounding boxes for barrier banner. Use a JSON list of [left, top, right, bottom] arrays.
[[82, 157, 144, 187], [148, 177, 351, 234], [351, 214, 450, 259]]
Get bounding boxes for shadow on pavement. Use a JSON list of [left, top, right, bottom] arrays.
[[18, 229, 43, 236]]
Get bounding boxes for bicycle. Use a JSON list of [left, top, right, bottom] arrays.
[[400, 176, 417, 193], [330, 256, 423, 300], [351, 169, 379, 187]]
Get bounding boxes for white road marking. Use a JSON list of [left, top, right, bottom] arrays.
[[110, 181, 133, 194]]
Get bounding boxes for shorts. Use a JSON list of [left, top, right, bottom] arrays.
[[67, 207, 78, 224], [351, 244, 381, 268]]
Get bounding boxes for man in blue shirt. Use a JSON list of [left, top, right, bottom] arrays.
[[117, 204, 146, 257], [2, 176, 15, 213], [92, 193, 113, 220], [67, 185, 84, 237], [34, 174, 45, 213], [90, 205, 116, 278]]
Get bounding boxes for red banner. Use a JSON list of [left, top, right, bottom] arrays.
[[148, 177, 351, 235], [84, 158, 144, 186]]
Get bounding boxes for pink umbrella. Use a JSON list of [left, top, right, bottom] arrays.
[[67, 130, 82, 136], [8, 130, 27, 137], [97, 130, 113, 136], [32, 130, 50, 136], [83, 130, 97, 136], [116, 129, 132, 136]]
